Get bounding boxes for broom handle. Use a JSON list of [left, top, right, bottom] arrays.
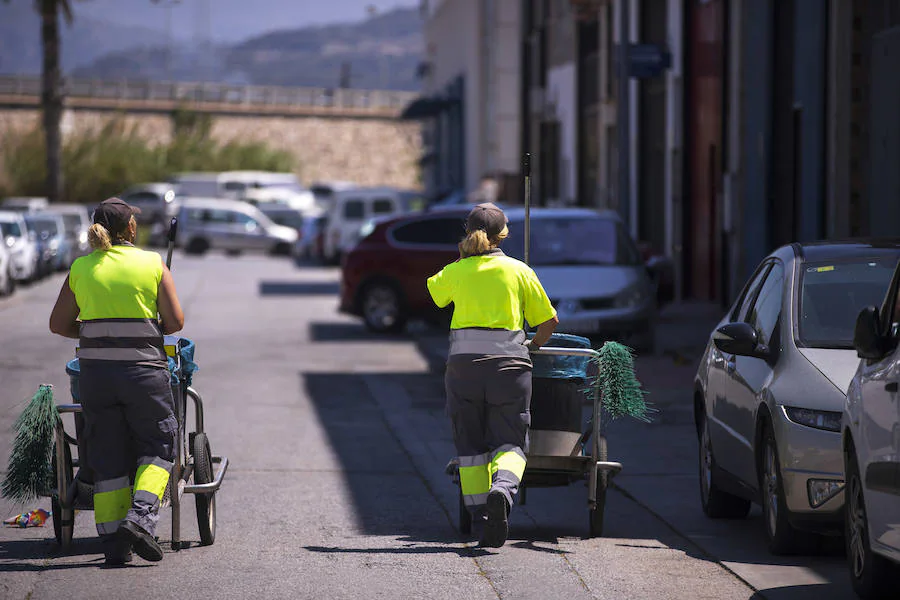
[[165, 217, 178, 270], [523, 152, 531, 267]]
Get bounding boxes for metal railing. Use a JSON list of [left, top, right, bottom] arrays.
[[0, 75, 420, 113]]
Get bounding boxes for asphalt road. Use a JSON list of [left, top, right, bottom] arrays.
[[0, 253, 855, 599]]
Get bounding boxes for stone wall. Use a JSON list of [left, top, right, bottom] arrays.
[[0, 109, 423, 190]]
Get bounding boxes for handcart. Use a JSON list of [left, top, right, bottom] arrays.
[[48, 335, 229, 551], [449, 333, 623, 538]]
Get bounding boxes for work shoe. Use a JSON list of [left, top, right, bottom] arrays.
[[104, 550, 133, 567], [480, 490, 509, 548], [117, 521, 164, 562]]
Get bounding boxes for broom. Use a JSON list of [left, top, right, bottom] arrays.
[[587, 341, 655, 423], [1, 384, 61, 503]]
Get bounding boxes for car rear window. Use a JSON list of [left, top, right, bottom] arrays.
[[0, 222, 22, 237], [391, 217, 466, 246], [799, 257, 899, 348], [504, 217, 641, 266]]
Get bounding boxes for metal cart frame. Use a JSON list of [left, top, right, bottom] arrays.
[[449, 346, 622, 538], [49, 341, 229, 551]]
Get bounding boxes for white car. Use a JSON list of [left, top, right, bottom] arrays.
[[845, 260, 900, 598], [0, 242, 15, 297], [175, 197, 298, 256], [0, 210, 39, 282], [44, 204, 91, 259]]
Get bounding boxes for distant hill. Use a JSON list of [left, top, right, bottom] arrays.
[[0, 2, 170, 75], [70, 6, 424, 91]]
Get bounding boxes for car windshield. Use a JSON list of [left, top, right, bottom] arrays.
[[503, 217, 642, 266], [799, 257, 899, 348], [0, 221, 23, 237], [28, 219, 58, 235]]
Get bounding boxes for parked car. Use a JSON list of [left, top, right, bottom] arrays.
[[255, 205, 305, 234], [323, 187, 419, 264], [118, 183, 181, 245], [0, 241, 15, 297], [175, 198, 298, 256], [25, 212, 72, 272], [1, 196, 48, 213], [44, 204, 91, 259], [309, 181, 357, 211], [170, 171, 313, 203], [844, 259, 900, 598], [339, 207, 658, 346], [0, 210, 39, 282], [694, 240, 900, 555], [240, 187, 317, 213]]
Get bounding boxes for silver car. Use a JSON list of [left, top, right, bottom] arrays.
[[695, 241, 900, 555], [175, 198, 298, 256]]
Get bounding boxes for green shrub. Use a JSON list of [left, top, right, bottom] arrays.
[[1, 116, 298, 204]]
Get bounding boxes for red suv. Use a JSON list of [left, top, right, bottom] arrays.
[[340, 209, 467, 332]]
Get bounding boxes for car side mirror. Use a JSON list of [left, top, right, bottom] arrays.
[[854, 305, 886, 360], [713, 322, 768, 358]]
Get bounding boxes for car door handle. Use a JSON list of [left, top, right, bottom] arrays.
[[886, 382, 899, 393]]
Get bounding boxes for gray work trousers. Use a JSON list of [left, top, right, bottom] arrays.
[[78, 361, 176, 546], [445, 354, 532, 519]]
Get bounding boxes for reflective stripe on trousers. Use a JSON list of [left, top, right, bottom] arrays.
[[94, 476, 131, 535], [134, 456, 173, 508], [78, 318, 166, 362], [458, 445, 527, 508], [448, 329, 529, 359]]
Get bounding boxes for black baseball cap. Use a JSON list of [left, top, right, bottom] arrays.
[[465, 203, 508, 236], [93, 197, 141, 234]]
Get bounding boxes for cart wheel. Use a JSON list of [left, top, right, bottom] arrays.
[[51, 442, 74, 548], [192, 432, 216, 546], [458, 486, 472, 535], [589, 435, 608, 538]]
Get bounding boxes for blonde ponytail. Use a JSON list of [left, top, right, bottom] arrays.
[[88, 223, 112, 251], [458, 225, 509, 258]]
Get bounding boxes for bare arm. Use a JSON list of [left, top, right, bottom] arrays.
[[529, 315, 559, 349], [157, 260, 184, 335], [49, 276, 81, 339]]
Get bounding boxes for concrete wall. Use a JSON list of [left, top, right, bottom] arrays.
[[0, 109, 422, 190]]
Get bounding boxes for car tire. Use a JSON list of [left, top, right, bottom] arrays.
[[699, 411, 752, 519], [360, 281, 407, 334], [845, 438, 900, 598], [759, 422, 816, 555], [185, 238, 210, 256]]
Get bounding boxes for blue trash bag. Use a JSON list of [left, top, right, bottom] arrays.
[[528, 332, 593, 380], [66, 338, 199, 402]]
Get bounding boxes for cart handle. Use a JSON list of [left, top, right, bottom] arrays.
[[530, 347, 600, 359]]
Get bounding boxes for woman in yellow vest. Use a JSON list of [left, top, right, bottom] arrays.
[[49, 198, 184, 565], [427, 203, 558, 548]]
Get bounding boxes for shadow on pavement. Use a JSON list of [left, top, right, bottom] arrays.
[[258, 281, 340, 296], [749, 583, 850, 600]]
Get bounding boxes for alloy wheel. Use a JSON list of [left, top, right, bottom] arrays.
[[363, 285, 399, 330], [848, 474, 867, 579]]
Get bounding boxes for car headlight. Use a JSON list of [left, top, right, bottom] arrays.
[[79, 231, 88, 245], [783, 406, 842, 432], [5, 236, 14, 248], [614, 285, 647, 309], [807, 479, 844, 508]]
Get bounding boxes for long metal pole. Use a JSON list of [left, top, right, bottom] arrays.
[[523, 152, 531, 267], [617, 0, 631, 230]]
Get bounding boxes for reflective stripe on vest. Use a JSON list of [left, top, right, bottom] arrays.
[[448, 328, 529, 358], [78, 318, 166, 362]]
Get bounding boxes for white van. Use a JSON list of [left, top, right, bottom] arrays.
[[0, 210, 39, 282], [322, 187, 422, 264], [2, 197, 49, 213], [170, 171, 315, 207], [43, 204, 91, 258]]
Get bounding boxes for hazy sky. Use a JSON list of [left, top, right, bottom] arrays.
[[73, 0, 420, 42]]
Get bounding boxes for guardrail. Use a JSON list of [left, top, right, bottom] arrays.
[[0, 75, 420, 117]]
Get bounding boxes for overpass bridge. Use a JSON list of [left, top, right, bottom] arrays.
[[0, 75, 420, 120]]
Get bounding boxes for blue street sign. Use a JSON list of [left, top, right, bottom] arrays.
[[627, 44, 672, 79]]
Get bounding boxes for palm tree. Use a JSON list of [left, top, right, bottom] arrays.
[[3, 0, 72, 203]]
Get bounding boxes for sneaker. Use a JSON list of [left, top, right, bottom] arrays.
[[117, 521, 164, 562], [480, 490, 509, 548]]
